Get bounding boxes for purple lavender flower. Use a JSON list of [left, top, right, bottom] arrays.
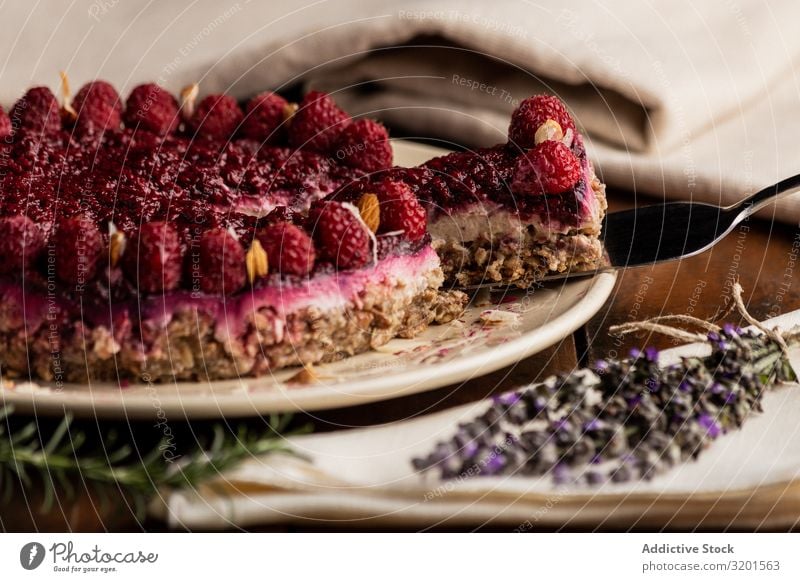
[[483, 453, 506, 475], [697, 413, 721, 438], [493, 392, 522, 406], [584, 418, 602, 431], [722, 323, 742, 336]]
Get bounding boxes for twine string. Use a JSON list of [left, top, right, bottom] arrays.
[[609, 281, 790, 355]]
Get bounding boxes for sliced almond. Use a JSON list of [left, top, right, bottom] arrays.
[[109, 230, 126, 268], [356, 193, 380, 233], [561, 127, 575, 148], [282, 102, 299, 126], [246, 239, 268, 283], [180, 83, 200, 120], [286, 363, 319, 385], [534, 119, 564, 145], [59, 71, 77, 121]]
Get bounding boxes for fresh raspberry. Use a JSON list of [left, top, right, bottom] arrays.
[[256, 222, 316, 276], [307, 201, 371, 270], [375, 180, 427, 241], [508, 95, 576, 149], [122, 221, 183, 293], [288, 91, 350, 153], [0, 106, 11, 140], [124, 83, 179, 135], [512, 140, 582, 195], [53, 216, 104, 285], [334, 119, 393, 172], [72, 80, 123, 133], [11, 87, 61, 135], [0, 215, 45, 275], [187, 94, 244, 140], [196, 228, 246, 295], [241, 91, 289, 143]]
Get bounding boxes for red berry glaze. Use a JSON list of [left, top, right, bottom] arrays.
[[53, 216, 104, 285], [241, 91, 288, 143], [264, 206, 301, 226], [335, 119, 392, 172], [508, 95, 575, 149], [187, 94, 244, 140], [307, 201, 371, 270], [0, 106, 11, 140], [196, 228, 246, 295], [124, 84, 180, 135], [512, 140, 582, 195], [257, 222, 316, 276], [0, 215, 45, 275], [122, 221, 183, 293], [376, 180, 427, 241], [11, 87, 61, 135], [289, 91, 350, 153], [72, 80, 123, 133]]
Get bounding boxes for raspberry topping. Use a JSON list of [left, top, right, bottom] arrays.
[[0, 215, 45, 275], [257, 222, 316, 276], [264, 206, 301, 226], [187, 94, 244, 140], [122, 221, 183, 293], [0, 83, 422, 297], [53, 216, 104, 285], [289, 91, 350, 153], [376, 180, 427, 241], [334, 119, 393, 172], [71, 80, 122, 134], [307, 201, 372, 270], [195, 228, 246, 295], [11, 87, 61, 135], [241, 91, 289, 143], [512, 140, 582, 195], [0, 106, 11, 140], [508, 95, 575, 149], [124, 84, 179, 136]]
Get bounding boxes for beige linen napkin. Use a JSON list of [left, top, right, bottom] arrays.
[[152, 310, 800, 530]]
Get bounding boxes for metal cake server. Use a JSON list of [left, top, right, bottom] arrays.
[[541, 173, 800, 282]]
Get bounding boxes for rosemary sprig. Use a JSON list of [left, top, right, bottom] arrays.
[[0, 407, 306, 519]]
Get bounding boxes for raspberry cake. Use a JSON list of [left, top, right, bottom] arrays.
[[337, 95, 607, 287], [0, 82, 464, 383]]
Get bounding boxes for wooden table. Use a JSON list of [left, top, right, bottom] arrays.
[[3, 190, 799, 532]]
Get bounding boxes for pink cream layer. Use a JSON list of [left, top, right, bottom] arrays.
[[0, 245, 440, 347]]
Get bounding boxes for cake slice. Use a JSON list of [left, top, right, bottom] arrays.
[[0, 83, 464, 383], [338, 95, 607, 288]]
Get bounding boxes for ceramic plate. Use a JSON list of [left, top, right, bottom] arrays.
[[0, 141, 617, 419]]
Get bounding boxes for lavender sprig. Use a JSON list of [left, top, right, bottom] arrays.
[[412, 324, 797, 485]]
